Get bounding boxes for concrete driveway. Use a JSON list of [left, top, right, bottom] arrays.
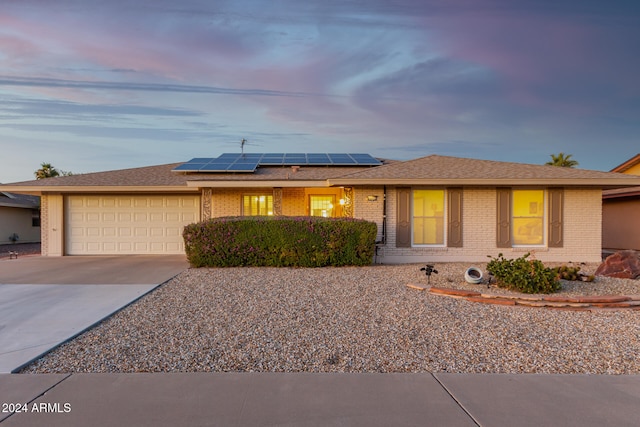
[[0, 256, 189, 373]]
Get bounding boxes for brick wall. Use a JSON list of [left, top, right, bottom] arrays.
[[368, 187, 602, 263], [210, 187, 343, 217], [40, 194, 49, 256], [353, 186, 385, 242], [207, 185, 603, 263], [282, 188, 306, 215]]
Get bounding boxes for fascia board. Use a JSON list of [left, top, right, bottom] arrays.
[[0, 186, 199, 195], [186, 180, 331, 188], [328, 178, 640, 188]]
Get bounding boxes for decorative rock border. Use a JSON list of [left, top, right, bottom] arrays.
[[406, 284, 640, 311]]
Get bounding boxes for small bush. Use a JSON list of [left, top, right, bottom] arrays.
[[183, 216, 378, 268], [486, 253, 561, 294], [554, 265, 595, 282]]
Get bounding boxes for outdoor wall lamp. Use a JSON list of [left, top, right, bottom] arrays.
[[366, 195, 378, 202]]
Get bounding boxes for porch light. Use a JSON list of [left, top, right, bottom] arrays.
[[339, 198, 345, 205], [367, 195, 378, 202]]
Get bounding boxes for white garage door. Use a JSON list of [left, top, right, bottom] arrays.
[[66, 195, 199, 255]]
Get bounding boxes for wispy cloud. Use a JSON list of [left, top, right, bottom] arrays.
[[0, 76, 333, 98], [0, 98, 202, 118]]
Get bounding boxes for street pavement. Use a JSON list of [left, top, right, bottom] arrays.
[[1, 373, 639, 426]]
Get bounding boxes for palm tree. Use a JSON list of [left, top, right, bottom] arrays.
[[545, 153, 579, 168], [34, 163, 60, 179]]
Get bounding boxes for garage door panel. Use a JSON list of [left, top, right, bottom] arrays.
[[82, 197, 100, 208], [134, 198, 147, 208], [118, 228, 132, 237], [150, 227, 164, 237], [118, 242, 132, 252], [166, 227, 181, 237], [66, 195, 199, 255], [135, 242, 149, 251], [72, 225, 88, 235]]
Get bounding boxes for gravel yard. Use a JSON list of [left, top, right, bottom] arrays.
[[22, 263, 640, 375]]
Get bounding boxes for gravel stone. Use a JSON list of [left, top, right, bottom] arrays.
[[21, 263, 640, 374]]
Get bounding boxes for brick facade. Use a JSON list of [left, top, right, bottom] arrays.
[[362, 186, 602, 263]]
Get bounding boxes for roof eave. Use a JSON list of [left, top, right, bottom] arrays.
[[0, 202, 39, 209], [0, 185, 198, 195], [328, 178, 640, 187], [186, 180, 331, 188]]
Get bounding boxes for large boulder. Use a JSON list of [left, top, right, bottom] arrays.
[[595, 250, 640, 279]]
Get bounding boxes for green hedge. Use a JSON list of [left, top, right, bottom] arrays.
[[183, 216, 378, 267]]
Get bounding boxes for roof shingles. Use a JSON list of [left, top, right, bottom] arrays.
[[2, 155, 640, 193]]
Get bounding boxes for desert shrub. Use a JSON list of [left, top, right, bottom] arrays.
[[554, 265, 595, 282], [183, 216, 378, 268], [486, 252, 561, 294]]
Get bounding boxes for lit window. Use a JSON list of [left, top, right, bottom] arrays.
[[242, 195, 273, 216], [512, 190, 544, 245], [413, 189, 445, 245], [310, 195, 335, 217]]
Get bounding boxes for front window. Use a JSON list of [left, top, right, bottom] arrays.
[[512, 190, 544, 245], [413, 189, 445, 245], [242, 195, 273, 216], [310, 195, 335, 217]]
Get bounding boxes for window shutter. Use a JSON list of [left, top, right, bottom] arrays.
[[548, 188, 564, 247], [447, 188, 463, 247], [396, 187, 411, 247], [496, 188, 511, 248]]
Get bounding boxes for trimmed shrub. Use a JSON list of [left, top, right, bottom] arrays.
[[486, 252, 561, 294], [183, 216, 378, 267]]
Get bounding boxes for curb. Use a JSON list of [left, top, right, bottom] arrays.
[[406, 284, 640, 311]]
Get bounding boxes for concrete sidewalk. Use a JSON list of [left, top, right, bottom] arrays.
[[0, 256, 188, 373], [1, 373, 639, 426]]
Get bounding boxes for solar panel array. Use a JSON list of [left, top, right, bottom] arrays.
[[173, 153, 381, 173]]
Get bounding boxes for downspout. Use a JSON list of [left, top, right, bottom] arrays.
[[381, 185, 387, 244]]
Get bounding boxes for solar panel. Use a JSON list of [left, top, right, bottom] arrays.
[[283, 153, 307, 165], [172, 162, 208, 171], [350, 153, 382, 165], [260, 153, 285, 165], [227, 162, 259, 172], [328, 153, 357, 164], [172, 152, 381, 173], [307, 153, 330, 164], [242, 153, 263, 160], [199, 162, 234, 171]]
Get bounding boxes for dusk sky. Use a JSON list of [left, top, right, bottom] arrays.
[[1, 0, 639, 183]]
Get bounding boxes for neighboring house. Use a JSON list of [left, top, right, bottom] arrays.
[[1, 153, 640, 263], [602, 153, 640, 251], [0, 191, 41, 245]]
